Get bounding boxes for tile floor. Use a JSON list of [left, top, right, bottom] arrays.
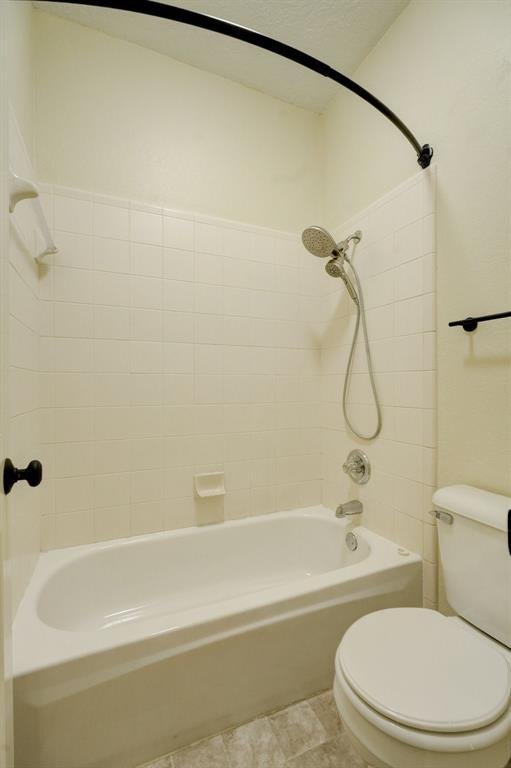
[[140, 690, 365, 768]]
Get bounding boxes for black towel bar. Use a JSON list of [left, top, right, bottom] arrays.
[[448, 311, 511, 332]]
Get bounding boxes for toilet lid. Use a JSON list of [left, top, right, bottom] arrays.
[[338, 608, 511, 733]]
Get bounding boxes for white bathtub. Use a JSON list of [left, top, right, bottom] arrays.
[[14, 506, 421, 768]]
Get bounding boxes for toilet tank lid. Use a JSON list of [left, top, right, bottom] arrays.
[[433, 485, 509, 532]]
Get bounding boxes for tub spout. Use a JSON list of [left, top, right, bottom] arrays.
[[336, 500, 362, 518]]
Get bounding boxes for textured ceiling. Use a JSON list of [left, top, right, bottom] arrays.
[[32, 0, 408, 112]]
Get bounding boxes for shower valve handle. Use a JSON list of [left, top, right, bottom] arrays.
[[3, 458, 43, 495], [343, 457, 363, 474], [342, 449, 371, 485]]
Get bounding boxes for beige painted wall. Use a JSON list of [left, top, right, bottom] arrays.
[[7, 1, 34, 161], [322, 0, 511, 497], [6, 2, 41, 617], [33, 11, 322, 232], [0, 4, 13, 763]]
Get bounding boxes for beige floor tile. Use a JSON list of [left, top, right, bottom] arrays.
[[308, 690, 343, 739], [287, 732, 365, 768], [172, 735, 230, 768], [143, 757, 173, 768], [269, 700, 327, 759], [137, 690, 369, 768], [223, 717, 286, 768]]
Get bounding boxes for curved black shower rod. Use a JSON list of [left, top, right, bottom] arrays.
[[58, 0, 433, 168]]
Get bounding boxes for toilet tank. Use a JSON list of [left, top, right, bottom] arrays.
[[433, 485, 511, 648]]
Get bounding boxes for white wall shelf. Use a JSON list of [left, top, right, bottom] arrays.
[[9, 170, 57, 260], [194, 472, 226, 499]]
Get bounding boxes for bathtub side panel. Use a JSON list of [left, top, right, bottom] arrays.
[[14, 563, 421, 768]]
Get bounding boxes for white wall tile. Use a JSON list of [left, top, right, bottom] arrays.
[[394, 219, 422, 266], [54, 231, 93, 269], [94, 271, 131, 307], [53, 266, 93, 304], [54, 303, 93, 338], [131, 308, 162, 342], [130, 373, 163, 406], [223, 228, 251, 259], [94, 340, 131, 373], [53, 338, 93, 372], [131, 275, 162, 310], [131, 243, 162, 278], [54, 195, 93, 234], [163, 216, 194, 251], [164, 248, 194, 281], [194, 251, 223, 285], [93, 374, 130, 407], [395, 335, 423, 372], [94, 306, 130, 339], [42, 178, 434, 589], [195, 314, 223, 345], [164, 343, 194, 374], [395, 258, 423, 300], [321, 172, 436, 605], [54, 510, 93, 548], [195, 222, 224, 255], [53, 373, 94, 408], [163, 280, 193, 312], [93, 203, 130, 240], [94, 237, 130, 273], [396, 296, 423, 336], [130, 209, 162, 245], [94, 473, 130, 508], [195, 284, 224, 315], [131, 341, 162, 373], [163, 312, 194, 343], [94, 440, 131, 474]]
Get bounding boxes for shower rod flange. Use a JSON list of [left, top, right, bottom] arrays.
[[418, 144, 434, 169], [54, 0, 434, 169]]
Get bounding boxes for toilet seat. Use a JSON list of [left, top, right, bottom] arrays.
[[335, 608, 511, 755], [338, 608, 511, 734], [335, 658, 511, 754]]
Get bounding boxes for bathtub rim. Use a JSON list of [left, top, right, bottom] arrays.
[[13, 505, 421, 678]]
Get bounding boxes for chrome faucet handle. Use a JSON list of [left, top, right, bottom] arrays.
[[342, 449, 370, 485], [336, 500, 363, 518], [343, 457, 362, 473]]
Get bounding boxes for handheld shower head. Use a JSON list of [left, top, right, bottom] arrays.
[[301, 226, 339, 259], [325, 258, 359, 304], [300, 223, 380, 439]]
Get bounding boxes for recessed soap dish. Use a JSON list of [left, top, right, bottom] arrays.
[[194, 472, 225, 498]]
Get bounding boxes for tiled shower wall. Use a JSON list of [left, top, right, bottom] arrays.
[[36, 171, 437, 608], [38, 186, 324, 549], [319, 169, 438, 607]]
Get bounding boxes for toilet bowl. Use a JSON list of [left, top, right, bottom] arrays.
[[333, 608, 511, 768], [332, 485, 511, 768]]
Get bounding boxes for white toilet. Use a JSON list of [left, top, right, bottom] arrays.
[[333, 485, 511, 768]]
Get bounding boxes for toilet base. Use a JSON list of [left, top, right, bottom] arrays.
[[333, 676, 511, 768]]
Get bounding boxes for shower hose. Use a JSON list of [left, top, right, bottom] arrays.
[[342, 252, 382, 440]]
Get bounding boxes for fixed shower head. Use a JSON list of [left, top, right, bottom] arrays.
[[325, 258, 359, 304], [301, 226, 339, 259], [302, 226, 362, 260]]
